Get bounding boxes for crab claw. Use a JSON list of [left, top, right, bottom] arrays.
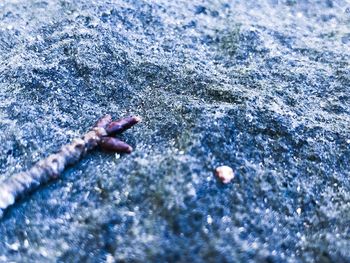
[[106, 116, 141, 135], [99, 137, 133, 153]]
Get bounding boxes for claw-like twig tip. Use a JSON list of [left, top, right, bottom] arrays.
[[134, 116, 141, 123], [106, 116, 141, 135], [0, 114, 140, 218]]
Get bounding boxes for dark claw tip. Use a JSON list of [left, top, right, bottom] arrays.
[[99, 137, 133, 154], [106, 116, 141, 135]]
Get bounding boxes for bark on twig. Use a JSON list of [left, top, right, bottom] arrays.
[[0, 115, 140, 218]]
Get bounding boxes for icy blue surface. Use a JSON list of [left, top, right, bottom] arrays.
[[0, 0, 350, 262]]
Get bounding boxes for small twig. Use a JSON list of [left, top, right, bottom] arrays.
[[0, 115, 140, 218]]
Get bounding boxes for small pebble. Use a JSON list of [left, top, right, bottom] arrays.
[[215, 166, 234, 184], [7, 242, 20, 251]]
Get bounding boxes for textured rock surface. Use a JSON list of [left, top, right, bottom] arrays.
[[0, 0, 350, 262]]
